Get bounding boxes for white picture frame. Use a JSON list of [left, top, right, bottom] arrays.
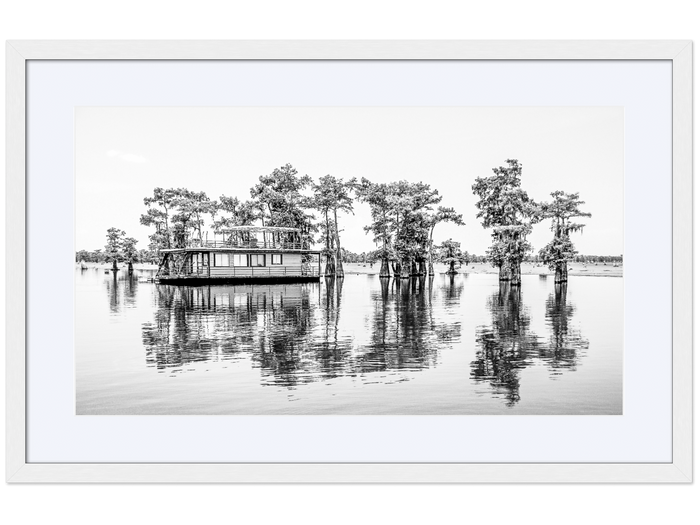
[[5, 40, 692, 483]]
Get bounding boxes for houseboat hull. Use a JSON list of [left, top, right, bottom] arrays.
[[155, 275, 321, 285]]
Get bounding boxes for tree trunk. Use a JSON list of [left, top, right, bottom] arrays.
[[333, 209, 344, 278], [379, 257, 391, 278], [323, 212, 334, 276], [400, 258, 411, 279], [418, 259, 427, 277], [112, 260, 118, 272], [164, 209, 171, 249], [554, 262, 568, 283], [324, 254, 335, 277], [411, 259, 419, 276], [427, 226, 435, 276], [127, 261, 133, 275], [335, 252, 344, 277], [510, 262, 522, 286], [393, 260, 402, 278], [498, 264, 510, 281], [447, 260, 457, 274]]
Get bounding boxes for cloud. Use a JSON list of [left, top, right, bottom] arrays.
[[106, 149, 146, 163]]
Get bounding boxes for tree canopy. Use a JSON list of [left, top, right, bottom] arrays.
[[438, 238, 469, 274], [213, 195, 258, 232], [104, 227, 126, 263], [472, 159, 540, 284], [313, 174, 356, 276], [356, 178, 459, 277], [250, 163, 316, 247], [539, 191, 591, 282], [84, 159, 607, 287]]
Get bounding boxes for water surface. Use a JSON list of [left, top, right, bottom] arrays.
[[76, 267, 622, 414]]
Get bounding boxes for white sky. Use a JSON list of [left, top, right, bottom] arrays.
[[75, 106, 623, 256]]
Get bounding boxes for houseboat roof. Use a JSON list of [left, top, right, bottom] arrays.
[[160, 247, 321, 254], [219, 225, 301, 233]]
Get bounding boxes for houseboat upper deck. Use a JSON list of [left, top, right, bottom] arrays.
[[155, 226, 322, 284]]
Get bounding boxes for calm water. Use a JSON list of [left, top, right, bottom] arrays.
[[76, 267, 623, 415]]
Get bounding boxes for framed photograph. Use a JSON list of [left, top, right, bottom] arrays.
[[6, 40, 692, 482]]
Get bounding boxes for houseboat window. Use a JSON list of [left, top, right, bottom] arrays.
[[270, 254, 283, 265], [249, 254, 265, 267], [213, 253, 230, 267], [232, 254, 247, 267]]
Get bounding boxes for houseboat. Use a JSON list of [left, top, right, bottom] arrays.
[[155, 225, 322, 284]]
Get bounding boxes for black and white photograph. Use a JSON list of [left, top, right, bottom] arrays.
[[75, 106, 623, 415]]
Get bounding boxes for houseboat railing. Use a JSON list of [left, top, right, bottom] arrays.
[[184, 240, 305, 250], [159, 265, 321, 279]]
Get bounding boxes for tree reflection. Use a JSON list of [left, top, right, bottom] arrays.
[[123, 275, 138, 308], [358, 277, 461, 373], [105, 273, 120, 313], [309, 277, 350, 380], [104, 271, 139, 313], [471, 281, 588, 406], [471, 282, 539, 406], [443, 274, 464, 305], [140, 276, 462, 388], [254, 285, 321, 387], [540, 283, 588, 374]]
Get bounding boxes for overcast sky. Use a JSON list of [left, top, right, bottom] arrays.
[[75, 106, 623, 256]]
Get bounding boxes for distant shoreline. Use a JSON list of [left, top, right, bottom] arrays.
[[77, 261, 622, 278], [333, 262, 622, 278]]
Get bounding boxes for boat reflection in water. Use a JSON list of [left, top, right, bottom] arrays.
[[140, 276, 462, 388], [471, 282, 589, 406]]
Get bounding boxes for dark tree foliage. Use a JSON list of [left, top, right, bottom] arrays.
[[472, 159, 540, 285], [357, 178, 462, 279], [538, 191, 591, 283], [250, 164, 317, 247], [313, 175, 356, 277], [438, 238, 469, 274]]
